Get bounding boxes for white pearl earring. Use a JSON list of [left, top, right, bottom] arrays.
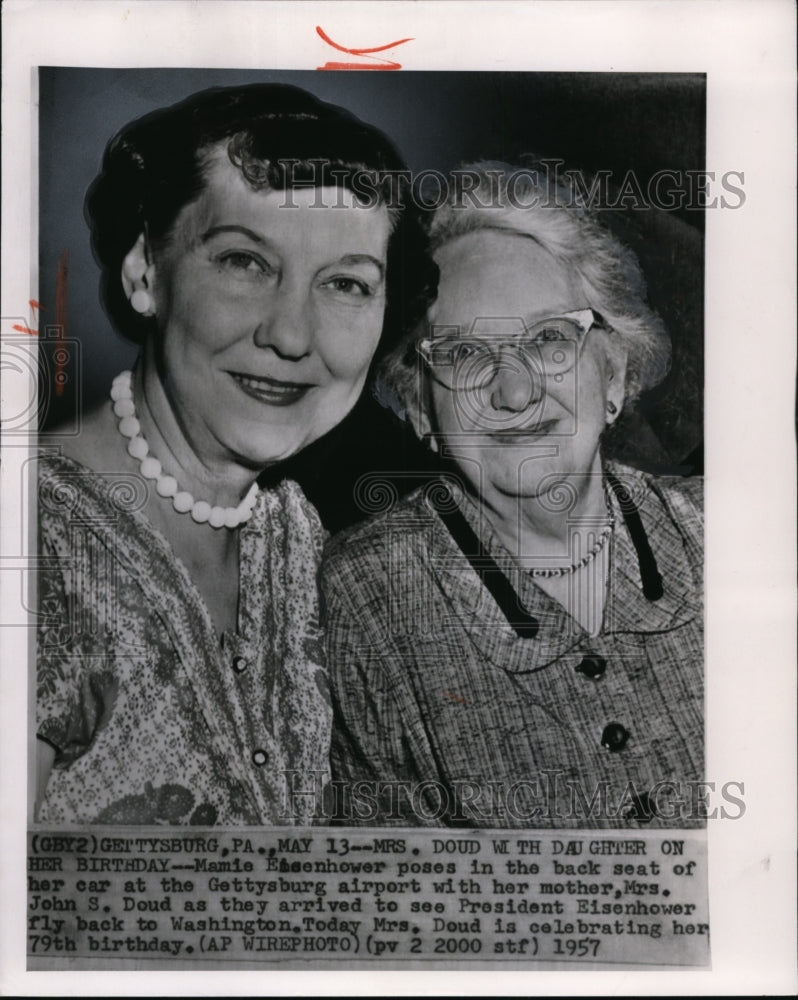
[[130, 289, 153, 315]]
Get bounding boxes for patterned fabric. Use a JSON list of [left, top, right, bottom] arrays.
[[37, 452, 330, 825], [324, 462, 704, 828]]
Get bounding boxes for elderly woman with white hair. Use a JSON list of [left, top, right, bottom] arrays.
[[323, 163, 703, 829]]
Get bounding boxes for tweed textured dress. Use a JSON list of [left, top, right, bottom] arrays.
[[37, 452, 330, 826], [324, 462, 704, 829]]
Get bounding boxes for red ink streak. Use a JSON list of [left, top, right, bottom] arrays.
[[318, 61, 403, 71], [316, 25, 413, 54], [443, 691, 466, 705], [14, 301, 44, 334], [316, 25, 412, 71], [55, 250, 69, 396]]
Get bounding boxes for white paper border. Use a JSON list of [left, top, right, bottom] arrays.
[[2, 1, 796, 995]]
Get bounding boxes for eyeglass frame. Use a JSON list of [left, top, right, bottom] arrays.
[[416, 308, 610, 390]]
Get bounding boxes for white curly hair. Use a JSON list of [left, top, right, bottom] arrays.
[[379, 161, 671, 427]]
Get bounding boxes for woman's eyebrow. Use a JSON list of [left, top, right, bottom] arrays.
[[521, 309, 577, 327], [199, 231, 384, 275], [201, 224, 265, 244], [332, 254, 385, 276]]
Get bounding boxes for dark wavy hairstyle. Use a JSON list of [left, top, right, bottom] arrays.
[[86, 82, 437, 359]]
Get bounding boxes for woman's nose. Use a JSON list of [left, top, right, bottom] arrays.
[[489, 356, 543, 412], [253, 284, 313, 359]]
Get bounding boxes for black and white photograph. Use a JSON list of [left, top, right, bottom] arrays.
[[35, 66, 706, 833], [2, 0, 795, 994]]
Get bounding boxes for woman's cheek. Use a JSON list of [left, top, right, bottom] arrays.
[[430, 385, 472, 437], [320, 323, 383, 376]]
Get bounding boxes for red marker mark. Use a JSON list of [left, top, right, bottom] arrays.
[[316, 25, 413, 70], [12, 254, 69, 396], [12, 300, 43, 336], [443, 691, 466, 705], [54, 250, 69, 396]]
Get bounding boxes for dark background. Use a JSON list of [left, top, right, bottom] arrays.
[[39, 68, 704, 530]]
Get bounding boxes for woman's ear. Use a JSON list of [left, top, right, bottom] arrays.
[[121, 233, 156, 316], [603, 338, 628, 425]]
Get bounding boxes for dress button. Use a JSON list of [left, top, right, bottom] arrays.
[[601, 722, 630, 752], [252, 749, 268, 767], [232, 656, 248, 673], [576, 654, 606, 680]]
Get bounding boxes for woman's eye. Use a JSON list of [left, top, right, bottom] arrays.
[[533, 326, 567, 343], [452, 342, 489, 362], [216, 251, 269, 275], [322, 277, 372, 297], [531, 318, 581, 343]]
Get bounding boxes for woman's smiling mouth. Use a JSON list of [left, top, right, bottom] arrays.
[[490, 418, 560, 441], [229, 371, 315, 406]]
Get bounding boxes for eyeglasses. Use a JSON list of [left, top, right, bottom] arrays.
[[417, 309, 608, 390]]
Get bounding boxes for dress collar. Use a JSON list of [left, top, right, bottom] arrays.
[[421, 463, 700, 673]]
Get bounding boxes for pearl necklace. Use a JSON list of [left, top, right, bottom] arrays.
[[111, 370, 258, 529], [528, 512, 615, 579]]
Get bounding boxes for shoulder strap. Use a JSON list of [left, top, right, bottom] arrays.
[[605, 472, 664, 601], [427, 489, 540, 639]]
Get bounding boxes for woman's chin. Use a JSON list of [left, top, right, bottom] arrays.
[[227, 424, 333, 471], [482, 463, 582, 504], [221, 433, 302, 471]]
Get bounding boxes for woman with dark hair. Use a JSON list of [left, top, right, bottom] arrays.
[[35, 83, 434, 825], [324, 163, 703, 829]]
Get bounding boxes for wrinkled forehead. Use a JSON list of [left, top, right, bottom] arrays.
[[428, 228, 585, 333], [168, 145, 392, 252]]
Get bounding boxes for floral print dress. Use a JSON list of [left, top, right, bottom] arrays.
[[37, 452, 330, 825]]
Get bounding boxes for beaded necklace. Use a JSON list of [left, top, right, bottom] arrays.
[[111, 370, 258, 529], [527, 515, 615, 578]]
